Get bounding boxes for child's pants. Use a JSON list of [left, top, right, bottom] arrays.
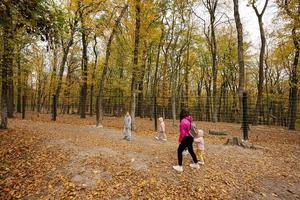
[[158, 131, 166, 139], [196, 149, 204, 163], [124, 128, 131, 140]]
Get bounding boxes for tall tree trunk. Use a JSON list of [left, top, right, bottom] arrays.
[[80, 15, 88, 119], [205, 82, 211, 122], [5, 4, 14, 118], [96, 5, 128, 127], [130, 0, 141, 131], [252, 0, 269, 124], [17, 49, 22, 113], [152, 29, 164, 130], [144, 45, 152, 118], [90, 35, 98, 116], [288, 26, 299, 130], [211, 14, 218, 123], [7, 59, 14, 118], [1, 4, 13, 128], [203, 0, 219, 123], [137, 42, 147, 117], [197, 80, 203, 121], [54, 18, 78, 118], [48, 44, 58, 113], [185, 22, 191, 108], [233, 0, 245, 120]]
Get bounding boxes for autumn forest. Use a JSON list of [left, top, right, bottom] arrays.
[[0, 0, 299, 199]]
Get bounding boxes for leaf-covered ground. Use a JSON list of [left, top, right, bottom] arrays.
[[1, 113, 299, 199]]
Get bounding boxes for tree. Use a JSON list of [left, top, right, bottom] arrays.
[[96, 4, 128, 127], [250, 0, 269, 124], [277, 0, 300, 129], [0, 3, 13, 128], [202, 0, 219, 123], [79, 5, 89, 119], [130, 0, 141, 131], [54, 7, 79, 119], [233, 0, 245, 113]]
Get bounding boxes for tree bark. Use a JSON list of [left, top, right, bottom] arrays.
[[152, 28, 164, 131], [96, 5, 128, 127], [137, 42, 147, 117], [80, 13, 88, 119], [252, 0, 269, 125], [233, 0, 245, 118], [130, 0, 141, 131], [90, 35, 98, 116], [55, 19, 78, 106], [288, 26, 299, 130], [48, 43, 58, 113], [1, 4, 13, 128], [17, 49, 22, 113], [203, 0, 219, 123]]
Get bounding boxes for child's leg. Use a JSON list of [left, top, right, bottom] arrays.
[[127, 129, 131, 140], [162, 131, 167, 140], [123, 128, 127, 139], [197, 149, 204, 163], [158, 131, 162, 139], [159, 131, 166, 140]]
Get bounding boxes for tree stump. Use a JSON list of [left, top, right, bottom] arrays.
[[225, 137, 255, 149], [209, 129, 228, 136]]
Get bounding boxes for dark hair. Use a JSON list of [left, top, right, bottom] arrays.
[[179, 108, 190, 122]]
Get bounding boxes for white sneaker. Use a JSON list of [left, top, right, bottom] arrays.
[[162, 138, 167, 141], [173, 165, 183, 172], [189, 163, 200, 169], [198, 161, 204, 165], [155, 136, 159, 140]]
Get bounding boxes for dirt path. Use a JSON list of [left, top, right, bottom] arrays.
[[1, 118, 299, 199]]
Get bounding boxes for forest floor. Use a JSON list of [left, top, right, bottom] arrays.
[[0, 112, 300, 199]]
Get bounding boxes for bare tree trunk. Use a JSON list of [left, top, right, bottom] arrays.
[[17, 49, 22, 113], [48, 44, 58, 113], [1, 3, 13, 128], [54, 18, 78, 117], [152, 29, 164, 130], [202, 0, 219, 123], [137, 42, 147, 117], [90, 35, 98, 116], [288, 26, 299, 130], [233, 0, 245, 119], [130, 0, 141, 131], [144, 45, 152, 118], [80, 13, 88, 119], [198, 80, 203, 121], [205, 81, 211, 121], [185, 22, 191, 108], [96, 5, 128, 127], [252, 0, 269, 124], [7, 58, 14, 118]]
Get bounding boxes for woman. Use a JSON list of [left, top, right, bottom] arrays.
[[173, 109, 199, 172]]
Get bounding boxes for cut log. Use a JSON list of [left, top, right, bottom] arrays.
[[209, 129, 228, 136]]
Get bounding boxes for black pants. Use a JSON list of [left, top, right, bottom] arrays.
[[177, 136, 198, 166]]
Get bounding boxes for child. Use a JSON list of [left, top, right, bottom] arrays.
[[193, 129, 205, 165], [123, 112, 132, 141], [155, 117, 167, 141]]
